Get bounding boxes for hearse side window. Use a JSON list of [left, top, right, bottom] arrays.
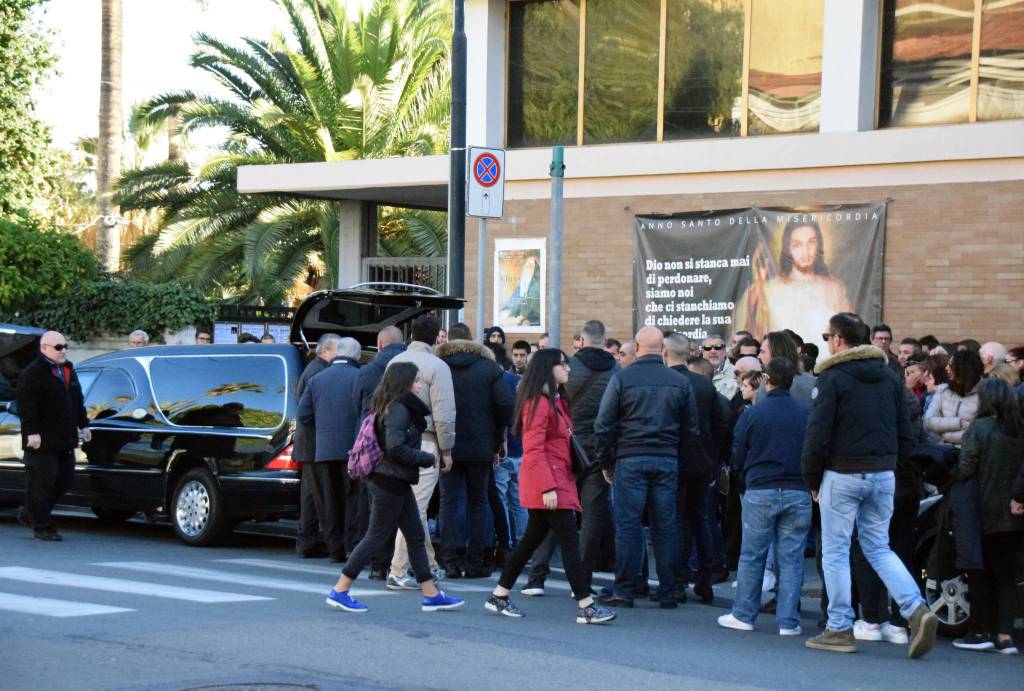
[[317, 299, 406, 328], [84, 370, 136, 420], [76, 370, 99, 398], [151, 356, 286, 430]]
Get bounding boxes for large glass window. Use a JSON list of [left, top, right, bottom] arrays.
[[879, 0, 974, 127], [978, 0, 1024, 121], [582, 0, 661, 144], [663, 0, 744, 140], [507, 0, 581, 148], [746, 0, 824, 135], [151, 356, 287, 430]]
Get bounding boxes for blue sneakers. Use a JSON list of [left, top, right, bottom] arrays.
[[326, 589, 368, 613], [421, 590, 464, 612]]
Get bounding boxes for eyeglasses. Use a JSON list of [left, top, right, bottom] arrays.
[[196, 335, 212, 343], [44, 343, 68, 351], [821, 333, 834, 343], [702, 344, 725, 351]]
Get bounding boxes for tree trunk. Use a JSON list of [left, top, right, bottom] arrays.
[[97, 0, 123, 273], [167, 114, 184, 162]]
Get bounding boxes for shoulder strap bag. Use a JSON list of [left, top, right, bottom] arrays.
[[553, 400, 595, 475]]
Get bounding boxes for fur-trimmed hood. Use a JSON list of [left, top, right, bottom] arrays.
[[435, 339, 496, 368], [815, 344, 887, 376]]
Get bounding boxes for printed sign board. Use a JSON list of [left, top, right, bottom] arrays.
[[467, 146, 505, 218]]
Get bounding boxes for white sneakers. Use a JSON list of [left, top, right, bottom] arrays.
[[718, 613, 754, 632], [853, 619, 908, 644], [779, 626, 802, 636]]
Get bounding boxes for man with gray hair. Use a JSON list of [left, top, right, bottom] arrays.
[[523, 319, 619, 597], [703, 334, 736, 399], [128, 330, 149, 348], [293, 333, 340, 558], [979, 341, 1007, 375]]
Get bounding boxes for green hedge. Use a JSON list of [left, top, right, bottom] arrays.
[[0, 217, 100, 310], [1, 279, 216, 342]]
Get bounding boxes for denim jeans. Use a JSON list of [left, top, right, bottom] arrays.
[[819, 470, 925, 631], [732, 489, 812, 631], [613, 455, 678, 601], [439, 462, 490, 570], [493, 457, 528, 544]]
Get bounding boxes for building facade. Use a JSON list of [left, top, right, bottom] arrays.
[[239, 0, 1024, 347]]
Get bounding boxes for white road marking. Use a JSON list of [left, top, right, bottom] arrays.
[[0, 567, 270, 603], [96, 561, 391, 597], [215, 559, 497, 593], [0, 591, 134, 618]]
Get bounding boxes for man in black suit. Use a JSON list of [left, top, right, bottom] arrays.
[[16, 331, 90, 541], [664, 332, 728, 602]]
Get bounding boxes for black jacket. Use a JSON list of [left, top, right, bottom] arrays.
[[671, 364, 728, 476], [593, 354, 700, 468], [1014, 457, 1024, 504], [297, 357, 360, 462], [292, 356, 330, 463], [372, 394, 435, 485], [566, 347, 618, 453], [801, 345, 914, 492], [436, 340, 515, 464], [16, 355, 89, 451], [354, 343, 407, 423]]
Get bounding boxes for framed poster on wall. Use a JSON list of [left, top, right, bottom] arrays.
[[493, 238, 545, 334]]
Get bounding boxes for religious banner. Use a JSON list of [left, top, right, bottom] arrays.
[[494, 238, 545, 333], [634, 204, 886, 356]]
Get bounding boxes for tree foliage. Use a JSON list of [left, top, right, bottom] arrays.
[[0, 0, 58, 220], [0, 217, 100, 311], [119, 0, 451, 304], [1, 278, 215, 342]]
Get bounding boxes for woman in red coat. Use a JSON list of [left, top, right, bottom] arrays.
[[485, 348, 616, 625]]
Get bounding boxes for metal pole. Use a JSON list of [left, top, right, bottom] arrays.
[[548, 146, 565, 348], [447, 0, 467, 324], [475, 217, 487, 340]]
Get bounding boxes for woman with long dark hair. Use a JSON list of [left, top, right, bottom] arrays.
[[327, 362, 463, 614], [485, 348, 616, 625], [925, 349, 983, 446], [952, 379, 1024, 654]]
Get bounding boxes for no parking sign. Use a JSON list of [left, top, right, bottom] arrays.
[[467, 146, 505, 218]]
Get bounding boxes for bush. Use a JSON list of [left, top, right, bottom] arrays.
[[1, 279, 216, 342], [0, 217, 100, 310]]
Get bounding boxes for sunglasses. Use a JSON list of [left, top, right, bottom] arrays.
[[45, 343, 68, 351], [821, 333, 834, 343], [702, 344, 725, 351]]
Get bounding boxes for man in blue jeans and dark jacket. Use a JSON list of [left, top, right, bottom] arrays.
[[594, 326, 700, 608], [718, 356, 811, 636], [801, 312, 938, 658]]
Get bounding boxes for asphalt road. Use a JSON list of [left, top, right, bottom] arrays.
[[0, 510, 1020, 691]]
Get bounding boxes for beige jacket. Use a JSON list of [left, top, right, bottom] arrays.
[[924, 383, 979, 447], [388, 340, 456, 452]]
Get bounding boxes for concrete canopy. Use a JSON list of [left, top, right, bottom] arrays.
[[236, 155, 449, 210]]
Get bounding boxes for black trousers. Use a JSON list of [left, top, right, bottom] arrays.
[[528, 465, 610, 594], [24, 449, 75, 530], [500, 509, 589, 600], [852, 491, 917, 626], [677, 470, 714, 589], [343, 479, 431, 583], [488, 471, 509, 551], [296, 461, 346, 557], [967, 530, 1023, 636]]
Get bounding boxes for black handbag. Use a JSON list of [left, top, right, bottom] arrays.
[[554, 402, 594, 475]]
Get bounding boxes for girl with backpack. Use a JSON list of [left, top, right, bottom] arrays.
[[484, 348, 616, 625], [327, 362, 463, 613]]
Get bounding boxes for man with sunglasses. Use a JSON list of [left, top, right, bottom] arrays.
[[702, 335, 737, 399], [15, 331, 90, 541]]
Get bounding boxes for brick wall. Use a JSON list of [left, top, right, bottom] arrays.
[[464, 179, 1024, 348]]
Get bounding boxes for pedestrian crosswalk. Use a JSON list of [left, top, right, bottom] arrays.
[[0, 556, 526, 619]]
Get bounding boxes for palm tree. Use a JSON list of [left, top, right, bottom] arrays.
[[117, 0, 451, 303], [97, 0, 123, 272]]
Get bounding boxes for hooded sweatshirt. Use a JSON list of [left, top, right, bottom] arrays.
[[801, 345, 914, 492], [567, 347, 618, 453], [437, 339, 515, 463]]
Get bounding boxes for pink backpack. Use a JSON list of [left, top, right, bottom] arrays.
[[347, 414, 384, 479]]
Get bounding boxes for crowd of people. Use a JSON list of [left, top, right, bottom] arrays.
[[293, 311, 1024, 658]]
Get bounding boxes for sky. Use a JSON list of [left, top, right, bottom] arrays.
[[32, 0, 287, 151]]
